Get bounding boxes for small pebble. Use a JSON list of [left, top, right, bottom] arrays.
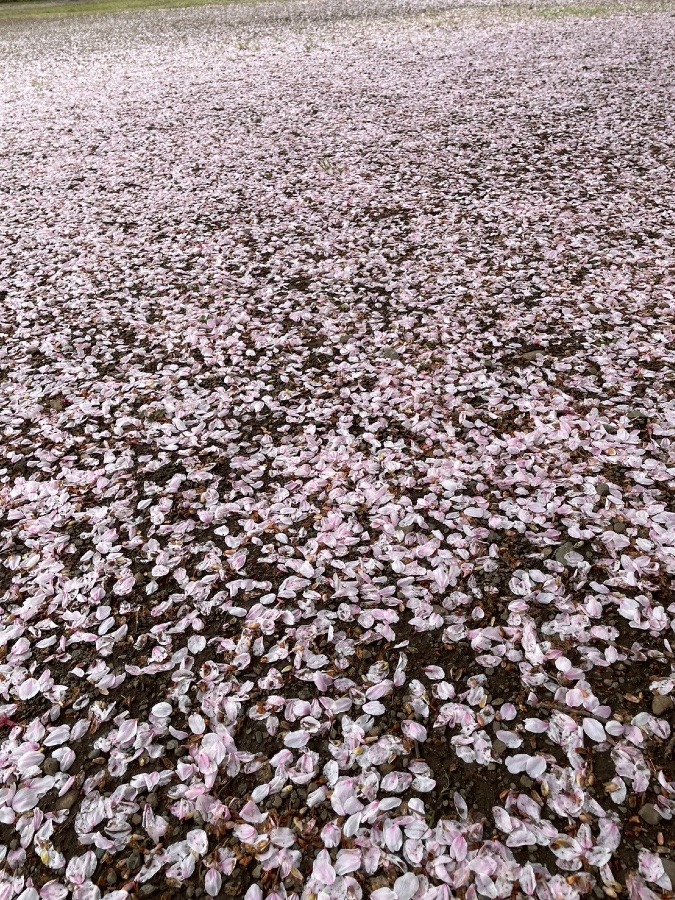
[[126, 852, 142, 871], [53, 790, 79, 811], [652, 695, 673, 717], [661, 859, 675, 888], [639, 803, 661, 826]]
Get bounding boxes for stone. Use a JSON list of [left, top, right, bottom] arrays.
[[661, 859, 675, 890], [139, 887, 157, 898], [596, 483, 610, 497], [43, 758, 60, 775], [555, 542, 575, 565], [381, 348, 401, 360], [652, 695, 673, 717], [638, 803, 661, 825], [53, 790, 79, 811], [492, 739, 507, 758], [126, 852, 142, 872]]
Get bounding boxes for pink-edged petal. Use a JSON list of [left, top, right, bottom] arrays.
[[312, 849, 336, 885], [334, 848, 361, 876], [401, 720, 427, 742], [205, 870, 222, 897]]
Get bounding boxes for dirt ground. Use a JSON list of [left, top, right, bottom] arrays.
[[1, 0, 674, 898]]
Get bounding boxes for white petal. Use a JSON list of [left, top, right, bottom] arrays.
[[18, 678, 40, 700], [395, 872, 420, 900], [12, 788, 39, 813], [583, 718, 606, 742]]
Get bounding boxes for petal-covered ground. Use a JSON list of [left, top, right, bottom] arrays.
[[1, 0, 675, 898]]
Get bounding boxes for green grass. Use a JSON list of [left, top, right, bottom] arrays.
[[519, 0, 667, 18], [0, 0, 261, 20], [426, 0, 672, 29], [0, 0, 669, 23]]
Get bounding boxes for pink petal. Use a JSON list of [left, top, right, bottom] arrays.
[[334, 849, 361, 875], [401, 720, 427, 742], [240, 801, 267, 824], [313, 849, 336, 885], [205, 870, 222, 897]]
